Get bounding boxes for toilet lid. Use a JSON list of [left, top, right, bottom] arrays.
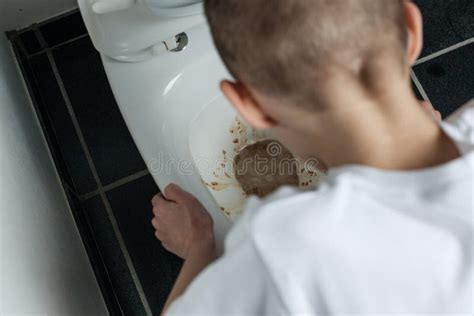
[[144, 0, 203, 17]]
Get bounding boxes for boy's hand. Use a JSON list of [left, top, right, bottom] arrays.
[[151, 184, 214, 259]]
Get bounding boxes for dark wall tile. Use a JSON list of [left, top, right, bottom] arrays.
[[414, 0, 474, 57], [29, 53, 97, 194], [413, 43, 474, 118], [107, 176, 183, 315], [53, 37, 147, 186], [39, 10, 88, 47], [82, 196, 147, 315]]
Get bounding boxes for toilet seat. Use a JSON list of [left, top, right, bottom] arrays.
[[143, 0, 203, 17]]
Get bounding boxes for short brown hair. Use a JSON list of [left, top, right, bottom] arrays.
[[205, 0, 408, 107]]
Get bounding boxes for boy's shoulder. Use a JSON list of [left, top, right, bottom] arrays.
[[442, 99, 474, 154], [225, 183, 348, 251]]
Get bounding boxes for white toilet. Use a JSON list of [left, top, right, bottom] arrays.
[[78, 0, 323, 249], [77, 0, 241, 249]]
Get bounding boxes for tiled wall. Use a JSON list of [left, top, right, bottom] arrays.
[[6, 1, 474, 315]]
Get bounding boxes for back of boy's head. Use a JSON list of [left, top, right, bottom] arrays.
[[205, 0, 408, 109]]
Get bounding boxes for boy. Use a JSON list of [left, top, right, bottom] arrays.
[[151, 0, 473, 314]]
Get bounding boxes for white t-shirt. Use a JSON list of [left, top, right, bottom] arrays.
[[168, 101, 473, 315]]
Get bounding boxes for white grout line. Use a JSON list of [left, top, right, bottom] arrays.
[[410, 70, 431, 102], [37, 27, 153, 314], [414, 37, 474, 66], [29, 33, 89, 58], [81, 189, 101, 201], [80, 169, 150, 201], [103, 169, 150, 192]]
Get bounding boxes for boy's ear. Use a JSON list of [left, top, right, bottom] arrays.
[[404, 1, 424, 65], [220, 80, 276, 130]]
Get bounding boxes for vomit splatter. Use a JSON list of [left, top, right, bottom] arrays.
[[234, 140, 299, 198], [203, 115, 324, 220], [203, 180, 232, 191]]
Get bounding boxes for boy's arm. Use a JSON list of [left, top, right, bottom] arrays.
[[161, 237, 216, 315], [163, 234, 287, 316], [151, 184, 217, 314]]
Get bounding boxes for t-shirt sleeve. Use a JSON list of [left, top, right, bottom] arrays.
[[166, 240, 287, 316], [442, 99, 474, 154]]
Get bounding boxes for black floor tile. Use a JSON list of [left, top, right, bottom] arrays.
[[39, 10, 88, 47], [28, 53, 97, 194], [10, 39, 76, 191], [414, 0, 474, 57], [82, 196, 147, 315], [107, 176, 183, 315], [65, 190, 123, 315], [53, 37, 147, 186], [413, 43, 474, 118], [19, 30, 43, 55]]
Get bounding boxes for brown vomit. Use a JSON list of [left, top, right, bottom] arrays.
[[233, 140, 299, 198]]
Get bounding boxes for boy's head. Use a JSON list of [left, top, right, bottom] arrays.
[[205, 0, 424, 162]]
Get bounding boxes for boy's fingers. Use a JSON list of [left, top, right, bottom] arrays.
[[151, 217, 159, 229], [151, 193, 164, 206], [152, 194, 172, 216], [154, 231, 161, 241], [164, 183, 193, 203]]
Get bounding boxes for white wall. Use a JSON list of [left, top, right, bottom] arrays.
[[0, 0, 78, 31], [0, 32, 107, 314]]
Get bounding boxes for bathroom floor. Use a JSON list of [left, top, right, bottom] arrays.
[[6, 2, 474, 315]]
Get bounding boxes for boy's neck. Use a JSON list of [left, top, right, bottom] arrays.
[[306, 92, 461, 171]]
